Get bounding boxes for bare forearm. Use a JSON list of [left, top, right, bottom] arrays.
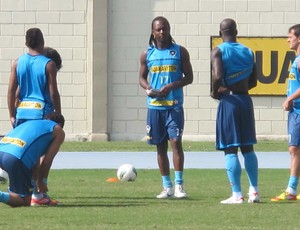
[[7, 93, 16, 118], [139, 77, 151, 90], [169, 75, 193, 90], [51, 94, 61, 114]]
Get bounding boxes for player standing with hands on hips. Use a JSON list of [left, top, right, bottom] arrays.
[[139, 16, 193, 199], [211, 18, 259, 204], [271, 24, 300, 202]]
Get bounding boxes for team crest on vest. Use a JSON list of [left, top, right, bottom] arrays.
[[169, 50, 176, 56]]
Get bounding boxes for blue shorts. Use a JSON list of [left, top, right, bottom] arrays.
[[14, 119, 28, 128], [288, 111, 300, 146], [216, 94, 257, 150], [146, 107, 184, 145], [0, 152, 32, 197]]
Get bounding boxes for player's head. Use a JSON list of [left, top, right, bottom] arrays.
[[43, 47, 62, 71], [219, 18, 238, 39], [148, 16, 175, 47], [25, 28, 44, 50], [45, 112, 65, 128], [287, 24, 300, 51], [289, 24, 300, 37]]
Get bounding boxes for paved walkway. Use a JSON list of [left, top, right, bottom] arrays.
[[51, 152, 289, 169]]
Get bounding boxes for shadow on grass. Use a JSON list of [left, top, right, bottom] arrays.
[[49, 195, 197, 208]]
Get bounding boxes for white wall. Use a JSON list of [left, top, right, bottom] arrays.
[[108, 0, 299, 141], [0, 0, 90, 140], [0, 0, 299, 141]]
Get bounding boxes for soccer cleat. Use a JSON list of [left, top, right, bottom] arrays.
[[248, 192, 260, 203], [174, 184, 188, 198], [156, 187, 174, 199], [31, 194, 59, 206], [271, 192, 297, 202], [220, 196, 244, 204]]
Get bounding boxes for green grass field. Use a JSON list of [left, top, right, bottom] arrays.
[[1, 169, 300, 230], [0, 140, 297, 230], [60, 140, 288, 152]]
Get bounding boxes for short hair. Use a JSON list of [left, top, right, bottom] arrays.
[[43, 47, 62, 71], [25, 28, 44, 49], [219, 18, 237, 36], [44, 112, 65, 128], [289, 24, 300, 37]]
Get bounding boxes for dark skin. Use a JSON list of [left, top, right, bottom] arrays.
[[210, 18, 257, 154], [5, 119, 65, 207], [7, 43, 61, 127], [139, 18, 193, 175]]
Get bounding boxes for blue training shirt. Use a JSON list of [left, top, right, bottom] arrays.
[[0, 120, 57, 169], [218, 42, 254, 86], [16, 53, 51, 119], [287, 54, 300, 114], [146, 43, 183, 110]]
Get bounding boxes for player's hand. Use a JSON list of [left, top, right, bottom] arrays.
[[146, 89, 166, 98], [218, 86, 229, 94], [37, 179, 48, 193], [10, 117, 15, 127], [283, 99, 293, 111], [210, 91, 220, 100]]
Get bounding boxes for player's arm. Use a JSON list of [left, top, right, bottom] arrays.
[[7, 60, 19, 126], [139, 51, 151, 90], [160, 46, 193, 96], [46, 60, 61, 114], [15, 87, 20, 109], [36, 125, 65, 193], [283, 59, 300, 111], [248, 54, 257, 90], [139, 51, 164, 98], [210, 47, 223, 100]]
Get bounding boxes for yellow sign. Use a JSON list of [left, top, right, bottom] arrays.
[[211, 37, 295, 95]]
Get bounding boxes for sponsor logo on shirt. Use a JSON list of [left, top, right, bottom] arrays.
[[1, 137, 26, 147], [289, 73, 295, 80], [18, 101, 43, 109], [150, 65, 177, 73]]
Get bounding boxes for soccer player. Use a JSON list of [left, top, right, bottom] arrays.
[[7, 28, 61, 127], [0, 112, 65, 207], [139, 16, 193, 198], [10, 46, 63, 204], [12, 46, 63, 119], [271, 24, 300, 201], [42, 46, 63, 115], [210, 18, 259, 204]]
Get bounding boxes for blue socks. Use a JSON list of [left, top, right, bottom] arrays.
[[174, 171, 183, 185], [162, 175, 172, 188], [243, 151, 258, 187], [162, 171, 183, 188], [225, 154, 242, 192], [288, 176, 299, 192], [0, 191, 10, 204]]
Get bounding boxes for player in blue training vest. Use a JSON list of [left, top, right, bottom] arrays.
[[271, 24, 300, 202], [43, 47, 63, 116], [0, 113, 65, 207], [139, 16, 193, 199], [211, 18, 259, 204], [7, 28, 61, 127]]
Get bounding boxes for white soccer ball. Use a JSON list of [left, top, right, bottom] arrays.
[[0, 168, 9, 184], [117, 164, 137, 182]]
